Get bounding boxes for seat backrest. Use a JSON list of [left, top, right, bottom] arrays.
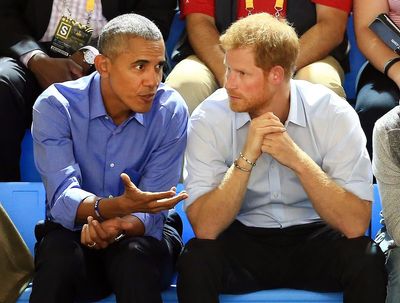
[[0, 182, 46, 255], [175, 184, 194, 244], [371, 184, 383, 238], [20, 130, 41, 182]]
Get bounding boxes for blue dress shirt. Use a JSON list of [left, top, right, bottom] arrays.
[[184, 80, 373, 228], [32, 72, 188, 239]]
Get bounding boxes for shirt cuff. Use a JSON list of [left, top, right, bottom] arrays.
[[132, 212, 166, 240], [50, 187, 93, 231], [20, 50, 46, 67]]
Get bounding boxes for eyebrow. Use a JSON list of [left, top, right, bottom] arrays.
[[133, 59, 166, 66]]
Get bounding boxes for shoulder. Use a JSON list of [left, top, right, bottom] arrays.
[[191, 88, 231, 123], [375, 106, 400, 136], [293, 80, 354, 117], [33, 73, 95, 113], [154, 83, 189, 118]]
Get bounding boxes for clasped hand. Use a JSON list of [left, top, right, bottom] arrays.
[[244, 112, 302, 169]]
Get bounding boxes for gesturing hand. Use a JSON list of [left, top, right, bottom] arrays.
[[119, 173, 188, 214], [28, 53, 83, 89]]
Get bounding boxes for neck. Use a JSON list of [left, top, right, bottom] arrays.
[[100, 77, 131, 125], [251, 81, 291, 122]]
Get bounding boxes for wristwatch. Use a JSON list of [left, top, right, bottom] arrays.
[[70, 46, 99, 74]]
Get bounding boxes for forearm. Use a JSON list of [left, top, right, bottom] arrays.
[[76, 195, 126, 224], [353, 1, 400, 86], [186, 13, 226, 86], [297, 22, 346, 70], [296, 4, 347, 70], [187, 159, 252, 239], [293, 152, 371, 238]]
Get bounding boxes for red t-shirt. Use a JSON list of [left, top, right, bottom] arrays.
[[181, 0, 351, 19]]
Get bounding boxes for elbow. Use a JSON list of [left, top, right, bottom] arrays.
[[192, 225, 219, 240], [342, 221, 370, 239]]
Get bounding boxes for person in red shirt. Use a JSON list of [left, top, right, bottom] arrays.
[[166, 0, 352, 113]]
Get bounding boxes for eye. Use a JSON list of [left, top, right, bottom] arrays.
[[135, 64, 144, 70], [156, 62, 165, 71]]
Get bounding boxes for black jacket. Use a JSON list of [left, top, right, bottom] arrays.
[[0, 0, 177, 58]]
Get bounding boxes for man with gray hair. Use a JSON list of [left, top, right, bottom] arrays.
[[30, 14, 188, 303]]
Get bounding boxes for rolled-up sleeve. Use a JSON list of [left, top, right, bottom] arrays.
[[32, 91, 92, 230], [322, 106, 373, 201]]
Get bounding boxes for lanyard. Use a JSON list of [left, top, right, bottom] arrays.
[[63, 0, 95, 25], [245, 0, 284, 18]]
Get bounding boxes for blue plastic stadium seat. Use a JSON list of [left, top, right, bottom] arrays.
[[344, 13, 366, 103], [371, 184, 384, 238], [0, 182, 45, 254], [0, 181, 345, 303], [20, 129, 41, 182]]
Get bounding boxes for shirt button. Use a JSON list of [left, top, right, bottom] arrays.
[[110, 163, 115, 168], [273, 193, 279, 199], [108, 195, 113, 198], [105, 116, 109, 120]]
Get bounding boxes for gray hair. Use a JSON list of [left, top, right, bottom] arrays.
[[97, 13, 163, 58]]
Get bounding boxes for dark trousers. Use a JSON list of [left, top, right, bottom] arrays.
[[177, 220, 387, 303], [0, 57, 41, 181], [30, 216, 183, 303], [355, 62, 400, 159]]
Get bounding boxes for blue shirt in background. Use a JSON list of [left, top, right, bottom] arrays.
[[32, 72, 188, 240]]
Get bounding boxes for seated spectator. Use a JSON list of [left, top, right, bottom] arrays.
[[165, 0, 351, 113], [0, 203, 33, 303], [354, 0, 400, 158], [373, 105, 400, 303], [178, 13, 387, 303], [0, 0, 177, 181], [29, 13, 188, 303]]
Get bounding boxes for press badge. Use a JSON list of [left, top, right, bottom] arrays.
[[50, 16, 93, 57]]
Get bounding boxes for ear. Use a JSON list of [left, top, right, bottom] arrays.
[[94, 54, 110, 77], [268, 65, 285, 84]]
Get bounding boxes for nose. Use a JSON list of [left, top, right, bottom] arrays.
[[143, 70, 160, 88], [224, 70, 237, 90]]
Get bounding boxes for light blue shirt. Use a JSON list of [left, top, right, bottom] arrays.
[[184, 80, 373, 228], [32, 72, 188, 239]]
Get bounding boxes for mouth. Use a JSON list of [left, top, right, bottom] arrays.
[[139, 93, 155, 103], [228, 94, 241, 101]]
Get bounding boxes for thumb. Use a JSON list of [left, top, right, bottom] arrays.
[[121, 173, 138, 190]]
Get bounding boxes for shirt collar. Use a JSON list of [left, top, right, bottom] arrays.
[[286, 80, 306, 128], [89, 73, 145, 126], [235, 111, 251, 130], [234, 80, 306, 130]]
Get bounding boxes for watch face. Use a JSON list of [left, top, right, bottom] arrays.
[[83, 50, 96, 65]]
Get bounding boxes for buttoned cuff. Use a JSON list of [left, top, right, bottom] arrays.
[[50, 187, 93, 231], [132, 212, 166, 240]]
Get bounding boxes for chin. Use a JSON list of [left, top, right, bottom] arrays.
[[229, 100, 246, 113]]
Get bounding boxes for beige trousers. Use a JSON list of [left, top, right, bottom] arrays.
[[165, 54, 346, 114]]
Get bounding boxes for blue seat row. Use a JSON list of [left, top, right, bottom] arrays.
[[0, 181, 384, 302]]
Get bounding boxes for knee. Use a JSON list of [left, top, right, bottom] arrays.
[[343, 237, 386, 278], [0, 57, 22, 86], [177, 238, 222, 277], [35, 231, 84, 277]]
